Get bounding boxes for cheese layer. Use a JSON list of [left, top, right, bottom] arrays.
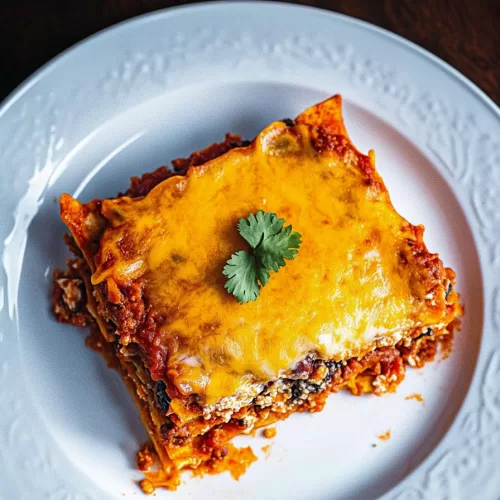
[[91, 97, 448, 403]]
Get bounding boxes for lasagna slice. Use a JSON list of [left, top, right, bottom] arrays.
[[53, 95, 462, 493]]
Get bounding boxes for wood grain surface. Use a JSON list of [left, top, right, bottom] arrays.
[[0, 0, 499, 104]]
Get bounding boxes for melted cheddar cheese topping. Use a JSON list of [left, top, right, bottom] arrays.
[[90, 97, 448, 403]]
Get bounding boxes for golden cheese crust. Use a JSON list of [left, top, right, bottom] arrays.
[[59, 95, 460, 411]]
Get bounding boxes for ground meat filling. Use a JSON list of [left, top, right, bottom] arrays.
[[52, 261, 88, 327], [122, 134, 248, 198]]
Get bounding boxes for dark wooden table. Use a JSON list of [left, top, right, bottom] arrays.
[[1, 0, 499, 105]]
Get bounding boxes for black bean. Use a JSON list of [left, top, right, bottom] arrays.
[[290, 380, 303, 400], [281, 118, 294, 127], [415, 328, 433, 341], [156, 381, 171, 412], [160, 420, 175, 440]]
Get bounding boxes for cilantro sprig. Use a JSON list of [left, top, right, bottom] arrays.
[[222, 211, 302, 303]]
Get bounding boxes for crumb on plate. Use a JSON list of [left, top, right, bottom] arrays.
[[378, 430, 391, 441], [405, 393, 424, 403], [263, 427, 277, 439]]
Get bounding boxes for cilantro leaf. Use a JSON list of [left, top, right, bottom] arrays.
[[255, 224, 302, 272], [256, 263, 270, 287], [223, 211, 302, 303], [222, 251, 270, 303], [237, 210, 284, 248]]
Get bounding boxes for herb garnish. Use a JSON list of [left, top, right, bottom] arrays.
[[222, 211, 302, 303]]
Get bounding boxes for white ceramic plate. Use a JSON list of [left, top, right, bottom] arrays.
[[1, 3, 499, 499]]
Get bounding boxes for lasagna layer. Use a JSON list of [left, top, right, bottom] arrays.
[[53, 95, 462, 492]]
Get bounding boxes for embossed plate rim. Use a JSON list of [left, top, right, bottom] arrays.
[[1, 2, 499, 118]]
